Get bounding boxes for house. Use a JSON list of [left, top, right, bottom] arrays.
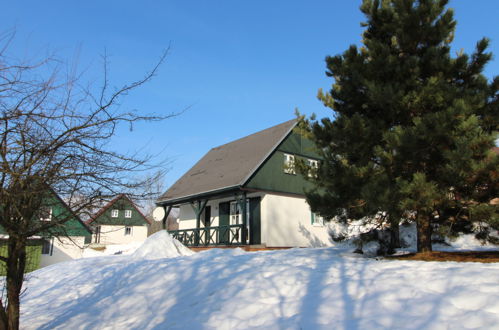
[[86, 194, 151, 245], [0, 188, 92, 271], [156, 119, 332, 248]]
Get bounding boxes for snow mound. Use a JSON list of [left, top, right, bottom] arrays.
[[131, 230, 193, 260], [20, 246, 499, 329], [82, 241, 144, 258]]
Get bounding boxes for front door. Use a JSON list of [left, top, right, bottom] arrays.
[[249, 197, 261, 244], [219, 202, 230, 244]]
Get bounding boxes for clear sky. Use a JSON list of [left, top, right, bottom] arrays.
[[2, 1, 498, 190]]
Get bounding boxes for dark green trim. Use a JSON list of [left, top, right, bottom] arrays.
[[249, 197, 261, 244], [157, 187, 241, 207], [190, 200, 208, 245], [219, 202, 230, 244]]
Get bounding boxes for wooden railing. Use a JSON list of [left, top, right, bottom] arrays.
[[168, 224, 246, 246]]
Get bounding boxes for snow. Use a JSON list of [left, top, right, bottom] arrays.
[[82, 242, 144, 258], [131, 230, 194, 259], [19, 231, 499, 329]]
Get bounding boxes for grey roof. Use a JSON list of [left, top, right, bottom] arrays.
[[158, 119, 297, 204]]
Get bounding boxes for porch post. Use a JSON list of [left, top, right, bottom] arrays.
[[162, 205, 173, 230], [190, 199, 208, 245]]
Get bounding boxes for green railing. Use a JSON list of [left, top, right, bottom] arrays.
[[169, 224, 246, 246]]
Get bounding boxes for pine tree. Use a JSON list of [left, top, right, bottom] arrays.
[[302, 0, 498, 253]]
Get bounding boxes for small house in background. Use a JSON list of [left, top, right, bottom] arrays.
[[1, 188, 91, 272], [156, 119, 331, 248], [86, 194, 151, 245]]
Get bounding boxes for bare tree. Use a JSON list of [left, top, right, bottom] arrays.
[[0, 30, 175, 329]]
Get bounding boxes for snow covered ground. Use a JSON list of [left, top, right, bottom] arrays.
[[19, 231, 499, 329]]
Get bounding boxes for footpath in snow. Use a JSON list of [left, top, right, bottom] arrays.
[[20, 231, 499, 329]]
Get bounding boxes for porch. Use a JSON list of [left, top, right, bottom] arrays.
[[168, 224, 247, 247]]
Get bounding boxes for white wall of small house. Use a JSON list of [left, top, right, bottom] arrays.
[[176, 193, 332, 247], [95, 224, 148, 245], [40, 236, 86, 268], [260, 194, 332, 247]]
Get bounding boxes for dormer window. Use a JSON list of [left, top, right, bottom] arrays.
[[284, 153, 296, 174], [111, 209, 119, 218], [307, 159, 319, 178], [40, 207, 52, 221], [125, 210, 132, 218]]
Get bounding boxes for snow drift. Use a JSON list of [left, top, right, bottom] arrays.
[[132, 230, 194, 259], [20, 239, 499, 329]]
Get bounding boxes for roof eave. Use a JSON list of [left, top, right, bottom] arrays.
[[156, 185, 242, 206]]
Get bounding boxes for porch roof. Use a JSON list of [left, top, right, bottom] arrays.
[[157, 119, 297, 205]]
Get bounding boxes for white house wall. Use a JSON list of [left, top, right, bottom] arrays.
[[260, 194, 333, 247], [96, 224, 148, 245], [177, 193, 332, 247], [40, 236, 86, 268]]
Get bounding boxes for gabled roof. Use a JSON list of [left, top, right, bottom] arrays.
[[86, 194, 151, 225], [158, 119, 298, 204], [48, 187, 92, 235]]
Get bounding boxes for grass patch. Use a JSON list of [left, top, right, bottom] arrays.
[[388, 251, 499, 263]]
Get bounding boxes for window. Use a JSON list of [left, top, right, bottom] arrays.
[[311, 212, 324, 227], [124, 226, 132, 236], [39, 207, 52, 221], [125, 210, 132, 218], [229, 202, 241, 225], [41, 238, 53, 255], [203, 206, 211, 227], [307, 159, 319, 178], [111, 209, 119, 218], [94, 226, 101, 243], [284, 153, 296, 174]]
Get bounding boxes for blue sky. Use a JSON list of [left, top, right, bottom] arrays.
[[2, 1, 498, 189]]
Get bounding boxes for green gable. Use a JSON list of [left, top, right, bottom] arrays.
[[244, 130, 321, 195], [45, 193, 91, 237], [0, 189, 90, 237], [91, 195, 149, 226]]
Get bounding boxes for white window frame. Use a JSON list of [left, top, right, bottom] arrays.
[[111, 209, 119, 218], [307, 159, 319, 178], [311, 212, 325, 227], [229, 201, 241, 225], [284, 153, 296, 174], [124, 210, 132, 218], [124, 226, 132, 236], [40, 207, 52, 222]]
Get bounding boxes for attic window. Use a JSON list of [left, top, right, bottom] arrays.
[[307, 159, 319, 178], [40, 207, 52, 222], [284, 154, 296, 174], [125, 210, 132, 218], [111, 209, 119, 218]]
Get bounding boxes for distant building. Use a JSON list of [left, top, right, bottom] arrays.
[[86, 194, 151, 245], [1, 188, 91, 271]]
